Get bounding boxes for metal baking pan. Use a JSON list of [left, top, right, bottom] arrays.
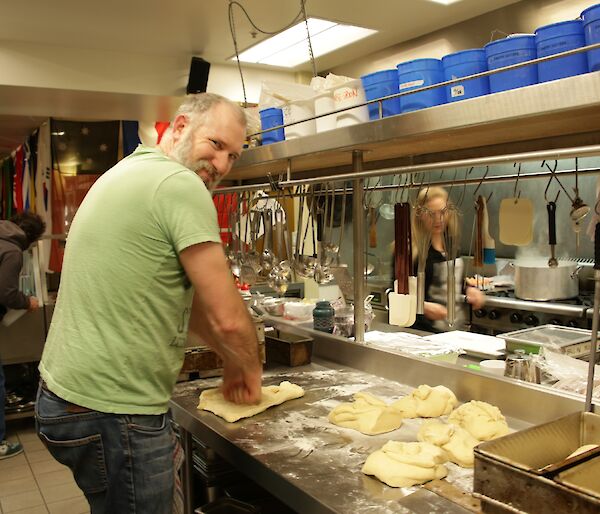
[[555, 455, 600, 498], [473, 412, 600, 513], [497, 324, 591, 355]]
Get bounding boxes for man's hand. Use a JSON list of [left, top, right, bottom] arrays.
[[221, 361, 262, 405], [424, 301, 447, 321], [28, 297, 40, 311]]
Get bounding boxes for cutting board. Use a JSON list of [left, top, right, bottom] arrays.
[[424, 331, 505, 359], [499, 197, 534, 246]]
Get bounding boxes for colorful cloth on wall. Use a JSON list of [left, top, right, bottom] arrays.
[[1, 157, 15, 219], [35, 122, 53, 271], [51, 119, 120, 175], [122, 120, 141, 157], [213, 191, 238, 245], [5, 118, 170, 271]]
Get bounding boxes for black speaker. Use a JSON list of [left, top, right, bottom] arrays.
[[186, 57, 210, 94]]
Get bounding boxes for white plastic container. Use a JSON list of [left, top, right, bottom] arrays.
[[314, 93, 337, 133], [281, 99, 316, 139], [333, 79, 370, 128], [479, 359, 506, 376]]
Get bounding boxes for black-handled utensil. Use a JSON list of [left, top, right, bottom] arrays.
[[585, 223, 600, 412], [547, 201, 558, 268]]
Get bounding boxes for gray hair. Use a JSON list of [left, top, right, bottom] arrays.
[[173, 93, 247, 130]]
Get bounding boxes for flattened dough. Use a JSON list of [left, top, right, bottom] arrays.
[[417, 420, 479, 467], [328, 392, 403, 435], [391, 385, 458, 418], [197, 381, 304, 422], [362, 441, 448, 488], [567, 444, 599, 459], [448, 400, 511, 441]]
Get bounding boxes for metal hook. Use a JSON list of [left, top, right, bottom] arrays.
[[266, 172, 280, 192], [472, 166, 490, 206], [542, 160, 574, 203], [363, 176, 382, 210], [390, 175, 400, 204], [456, 168, 468, 208], [400, 173, 413, 203], [513, 162, 522, 203], [574, 157, 580, 196], [544, 175, 561, 203]]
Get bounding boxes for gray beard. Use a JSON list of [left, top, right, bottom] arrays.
[[169, 131, 219, 191]]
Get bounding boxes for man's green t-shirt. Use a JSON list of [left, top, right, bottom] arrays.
[[39, 146, 221, 414]]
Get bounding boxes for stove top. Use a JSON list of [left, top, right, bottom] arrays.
[[484, 289, 595, 307], [471, 289, 594, 334]]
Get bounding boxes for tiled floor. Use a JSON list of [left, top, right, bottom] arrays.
[[0, 418, 90, 514]]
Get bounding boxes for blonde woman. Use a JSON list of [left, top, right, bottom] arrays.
[[412, 186, 485, 332]]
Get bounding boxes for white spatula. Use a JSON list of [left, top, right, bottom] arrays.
[[388, 277, 417, 327]]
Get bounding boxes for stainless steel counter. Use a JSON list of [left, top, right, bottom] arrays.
[[171, 361, 494, 514], [170, 319, 598, 514]]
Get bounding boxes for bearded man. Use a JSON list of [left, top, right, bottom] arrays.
[[36, 93, 262, 514]]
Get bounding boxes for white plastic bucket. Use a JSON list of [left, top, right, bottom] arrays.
[[281, 99, 316, 139], [314, 93, 336, 133], [333, 79, 369, 128]]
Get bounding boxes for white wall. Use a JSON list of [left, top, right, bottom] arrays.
[[329, 0, 593, 78]]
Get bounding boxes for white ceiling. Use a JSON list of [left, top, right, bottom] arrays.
[[0, 0, 522, 158]]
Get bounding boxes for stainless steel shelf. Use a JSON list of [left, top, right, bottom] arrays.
[[230, 72, 600, 181]]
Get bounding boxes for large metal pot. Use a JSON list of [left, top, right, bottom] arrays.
[[513, 260, 582, 301]]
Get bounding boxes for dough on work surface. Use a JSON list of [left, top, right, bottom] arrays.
[[362, 441, 448, 488], [328, 392, 403, 435], [391, 385, 458, 418], [417, 420, 479, 467], [448, 400, 511, 441], [197, 381, 304, 423], [567, 444, 599, 459]]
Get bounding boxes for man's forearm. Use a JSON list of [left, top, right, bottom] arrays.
[[187, 294, 260, 367]]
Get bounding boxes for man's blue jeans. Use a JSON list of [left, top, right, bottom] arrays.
[[0, 360, 5, 442], [35, 384, 175, 514]]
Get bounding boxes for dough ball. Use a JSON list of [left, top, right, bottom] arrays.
[[197, 381, 304, 422], [328, 392, 403, 435], [391, 385, 458, 418], [417, 420, 479, 467], [448, 400, 511, 441], [362, 441, 448, 487]]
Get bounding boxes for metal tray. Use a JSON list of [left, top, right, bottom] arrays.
[[497, 324, 591, 354], [473, 411, 600, 513]]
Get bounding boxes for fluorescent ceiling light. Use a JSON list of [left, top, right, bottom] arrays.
[[232, 17, 376, 68], [428, 0, 463, 4]]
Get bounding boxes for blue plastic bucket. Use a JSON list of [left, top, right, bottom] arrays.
[[442, 49, 490, 102], [484, 35, 538, 93], [360, 70, 401, 120], [396, 58, 446, 112], [259, 107, 284, 145], [535, 19, 587, 82], [582, 3, 600, 72]]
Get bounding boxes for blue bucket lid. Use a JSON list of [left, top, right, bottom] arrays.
[[396, 58, 443, 73], [259, 107, 282, 116], [442, 48, 486, 66], [582, 3, 600, 24], [535, 19, 583, 38], [484, 34, 536, 53], [360, 69, 398, 85]]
